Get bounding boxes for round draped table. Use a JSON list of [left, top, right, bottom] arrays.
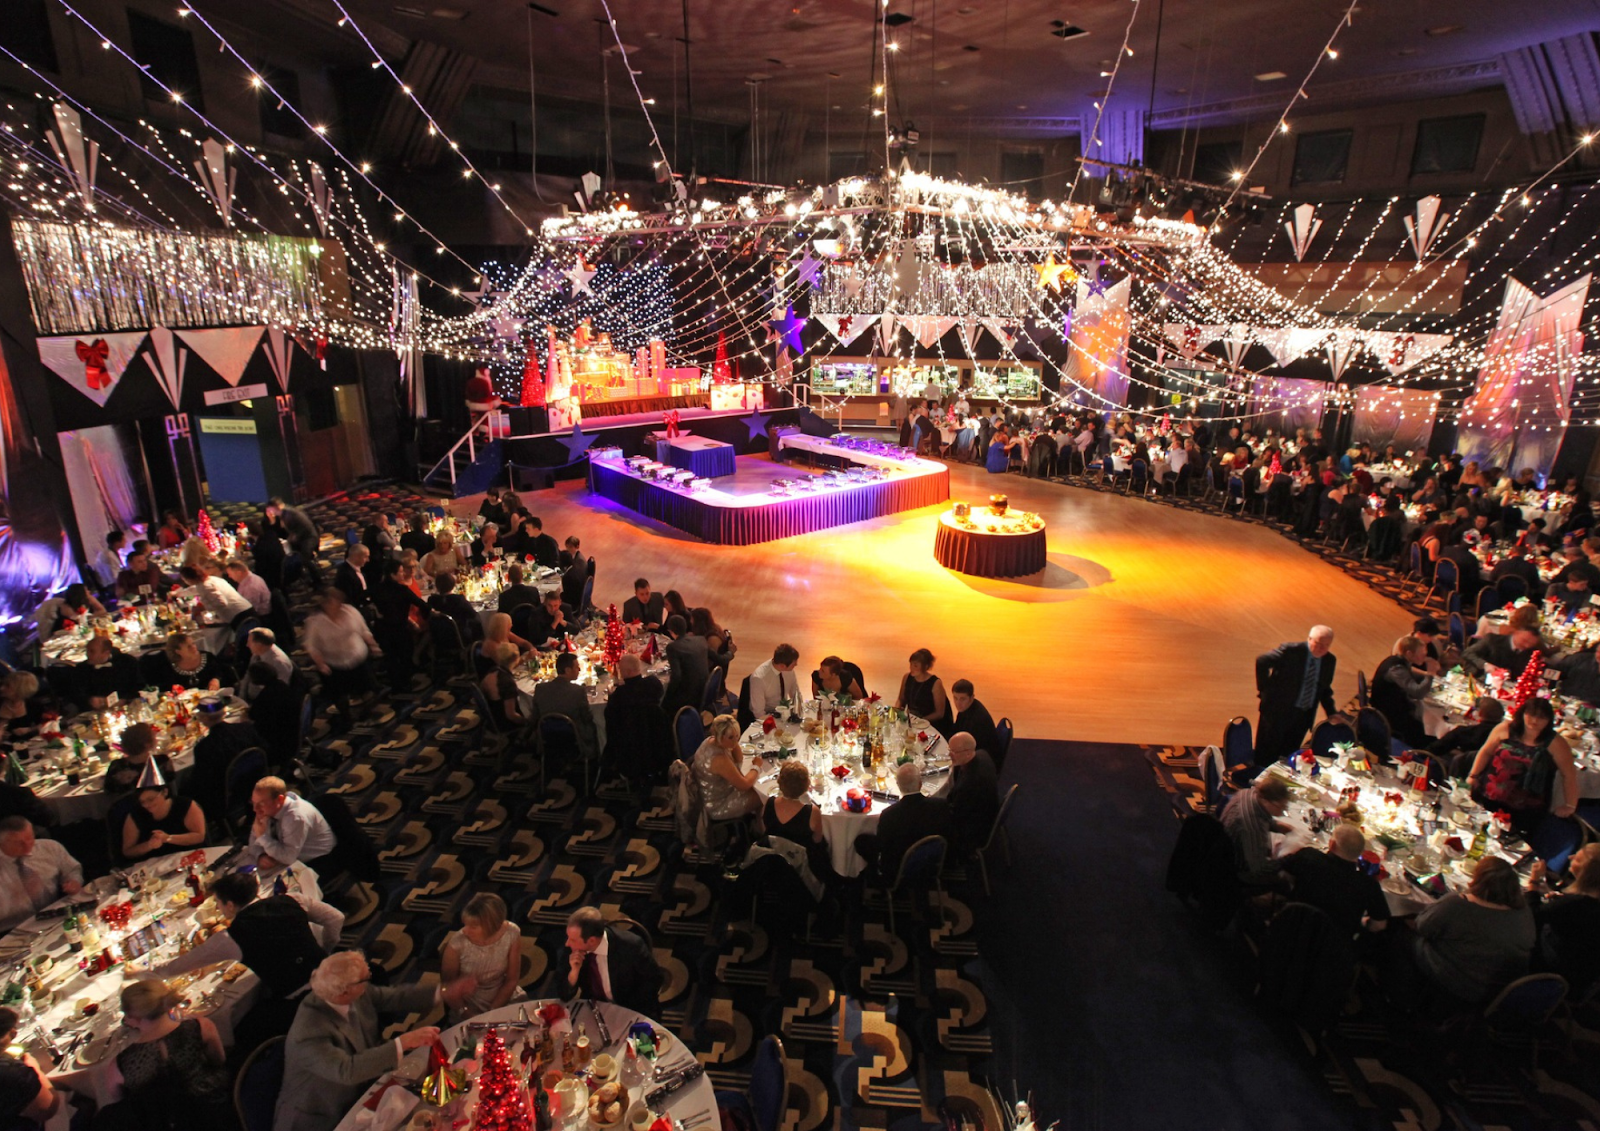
[[333, 1000, 716, 1131], [933, 509, 1047, 578]]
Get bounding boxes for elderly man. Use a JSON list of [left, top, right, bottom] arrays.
[[1281, 824, 1391, 938], [73, 634, 142, 709], [531, 652, 600, 762], [854, 761, 950, 879], [239, 627, 295, 695], [564, 906, 661, 1017], [746, 643, 802, 718], [333, 544, 373, 610], [946, 732, 998, 855], [1254, 625, 1340, 766], [275, 951, 474, 1131], [0, 816, 82, 933], [604, 653, 666, 780], [1372, 635, 1433, 748], [248, 776, 335, 869], [1219, 774, 1293, 887]]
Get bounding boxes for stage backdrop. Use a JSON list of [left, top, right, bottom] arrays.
[[1248, 376, 1328, 436], [59, 425, 143, 572], [1352, 387, 1439, 454], [1458, 274, 1590, 479], [1062, 277, 1131, 407]]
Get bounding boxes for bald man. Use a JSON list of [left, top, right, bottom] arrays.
[[1281, 823, 1390, 937], [1254, 625, 1341, 767]]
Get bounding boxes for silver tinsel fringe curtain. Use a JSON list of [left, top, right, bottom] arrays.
[[11, 220, 328, 336]]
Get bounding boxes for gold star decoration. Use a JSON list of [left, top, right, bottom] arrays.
[[1035, 253, 1074, 292]]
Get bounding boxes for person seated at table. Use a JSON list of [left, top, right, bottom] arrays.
[[91, 529, 126, 591], [120, 783, 206, 864], [811, 655, 865, 701], [1429, 696, 1505, 779], [1546, 641, 1600, 705], [480, 642, 527, 733], [853, 760, 950, 881], [1407, 616, 1448, 672], [523, 516, 560, 569], [187, 697, 268, 816], [1396, 856, 1534, 1011], [0, 816, 82, 933], [362, 513, 399, 560], [748, 644, 804, 718], [469, 522, 503, 568], [276, 951, 472, 1131], [442, 892, 524, 1024], [564, 905, 662, 1017], [663, 615, 711, 715], [224, 558, 272, 618], [154, 510, 192, 550], [1438, 537, 1486, 607], [1528, 846, 1600, 999], [1462, 627, 1541, 678], [948, 679, 1001, 766], [895, 648, 950, 735], [605, 653, 668, 781], [1489, 542, 1544, 598], [1465, 697, 1580, 832], [248, 776, 335, 869], [531, 652, 599, 760], [111, 979, 231, 1131], [178, 537, 225, 579], [946, 731, 999, 856], [0, 672, 44, 738], [1281, 824, 1391, 940], [0, 1005, 59, 1127], [238, 627, 295, 698], [428, 572, 484, 645], [692, 713, 765, 822], [529, 589, 571, 649], [398, 511, 435, 557], [496, 563, 542, 615], [623, 577, 666, 630], [179, 564, 254, 635], [1372, 635, 1434, 748], [1219, 774, 1293, 889], [116, 547, 171, 601], [151, 631, 232, 693], [662, 589, 690, 625], [34, 582, 106, 638], [103, 722, 176, 795], [691, 606, 736, 672], [478, 486, 508, 529], [473, 612, 531, 680], [420, 531, 466, 579], [762, 760, 825, 858]]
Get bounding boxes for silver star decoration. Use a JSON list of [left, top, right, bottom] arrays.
[[565, 261, 598, 295]]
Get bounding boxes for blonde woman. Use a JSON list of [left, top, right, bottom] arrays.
[[691, 713, 765, 821], [420, 530, 466, 579], [112, 979, 230, 1127], [441, 892, 524, 1023], [473, 611, 532, 678]]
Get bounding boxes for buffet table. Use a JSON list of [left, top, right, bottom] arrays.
[[740, 707, 951, 877], [587, 440, 949, 546], [334, 1000, 715, 1131], [650, 434, 736, 479], [933, 506, 1048, 578]]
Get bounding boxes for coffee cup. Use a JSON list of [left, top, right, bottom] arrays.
[[627, 1102, 652, 1131]]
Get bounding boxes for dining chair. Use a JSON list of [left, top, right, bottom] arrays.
[[1498, 574, 1530, 602], [1475, 585, 1504, 620], [537, 712, 587, 793], [1447, 611, 1468, 651], [713, 1035, 788, 1131], [992, 717, 1013, 772], [1425, 557, 1458, 610], [233, 1035, 287, 1131], [886, 834, 947, 939], [1309, 719, 1354, 760], [673, 705, 705, 762], [973, 784, 1019, 896], [1355, 669, 1369, 709], [1353, 706, 1399, 763], [1221, 716, 1254, 772], [1479, 974, 1570, 1072]]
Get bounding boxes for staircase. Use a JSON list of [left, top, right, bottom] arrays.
[[417, 412, 504, 497]]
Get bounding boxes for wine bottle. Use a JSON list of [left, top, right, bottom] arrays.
[[62, 912, 82, 953]]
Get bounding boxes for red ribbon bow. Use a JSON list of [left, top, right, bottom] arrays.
[[76, 338, 111, 390]]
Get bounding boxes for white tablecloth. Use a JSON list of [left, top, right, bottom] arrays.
[[333, 1000, 715, 1131]]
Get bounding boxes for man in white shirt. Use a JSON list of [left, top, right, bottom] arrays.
[[248, 777, 336, 868], [226, 558, 272, 616], [0, 817, 83, 933], [242, 628, 295, 688], [181, 565, 254, 653], [92, 530, 126, 590], [748, 643, 805, 718]]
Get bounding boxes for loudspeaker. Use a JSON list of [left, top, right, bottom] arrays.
[[504, 406, 548, 435]]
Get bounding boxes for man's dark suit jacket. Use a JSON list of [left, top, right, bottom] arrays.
[[527, 533, 561, 570], [950, 699, 1000, 768], [428, 593, 484, 643], [497, 583, 542, 615], [333, 562, 371, 608], [74, 649, 142, 705], [604, 674, 668, 777], [1255, 641, 1337, 716], [947, 750, 999, 854], [580, 926, 662, 1019], [1463, 633, 1534, 678], [189, 719, 268, 816], [872, 792, 950, 878], [622, 593, 666, 628], [664, 633, 710, 711]]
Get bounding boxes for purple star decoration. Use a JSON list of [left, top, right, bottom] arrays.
[[766, 306, 807, 354], [1061, 309, 1073, 340]]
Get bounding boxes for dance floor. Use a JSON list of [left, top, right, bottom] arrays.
[[476, 461, 1415, 745]]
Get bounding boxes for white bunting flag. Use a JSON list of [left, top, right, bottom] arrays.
[[38, 332, 146, 407], [177, 326, 265, 387], [142, 327, 189, 409]]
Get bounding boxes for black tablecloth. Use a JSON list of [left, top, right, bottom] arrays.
[[589, 461, 949, 545], [933, 520, 1048, 577]]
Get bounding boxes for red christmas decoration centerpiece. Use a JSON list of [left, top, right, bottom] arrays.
[[470, 1028, 533, 1131], [1509, 650, 1545, 714], [196, 509, 220, 554], [601, 604, 624, 672]]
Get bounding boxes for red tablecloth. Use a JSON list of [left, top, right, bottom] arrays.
[[933, 515, 1048, 577]]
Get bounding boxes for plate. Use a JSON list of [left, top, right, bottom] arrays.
[[75, 1034, 113, 1067]]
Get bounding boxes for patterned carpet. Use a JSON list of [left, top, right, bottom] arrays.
[[1146, 742, 1600, 1131]]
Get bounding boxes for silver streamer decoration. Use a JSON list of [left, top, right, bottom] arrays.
[[10, 220, 327, 336], [45, 104, 98, 214], [812, 258, 1037, 319], [193, 138, 237, 229]]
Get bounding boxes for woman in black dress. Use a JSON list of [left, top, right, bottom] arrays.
[[811, 656, 866, 700], [894, 647, 950, 735], [761, 761, 831, 879], [120, 786, 207, 864], [153, 633, 232, 692], [114, 980, 235, 1131]]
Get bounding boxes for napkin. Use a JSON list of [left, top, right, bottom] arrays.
[[353, 1082, 419, 1131]]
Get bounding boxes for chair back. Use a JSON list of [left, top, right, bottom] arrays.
[[1309, 719, 1354, 760], [701, 666, 726, 713], [1221, 716, 1253, 768], [1129, 458, 1148, 489], [105, 793, 140, 865], [1197, 745, 1225, 811], [1354, 706, 1393, 761], [428, 613, 465, 664], [1164, 813, 1240, 931], [1408, 541, 1423, 581], [234, 617, 262, 655], [736, 675, 755, 731], [1484, 973, 1569, 1028], [1447, 611, 1467, 650], [308, 790, 380, 882], [1475, 585, 1505, 619], [673, 705, 705, 761], [233, 1035, 287, 1131], [468, 681, 502, 734], [1498, 574, 1529, 601], [297, 694, 314, 754], [979, 784, 1019, 854], [747, 1034, 789, 1131], [891, 834, 947, 896], [536, 713, 580, 762], [1355, 669, 1369, 708], [1256, 901, 1354, 1036], [993, 716, 1013, 769], [509, 603, 537, 641], [1433, 557, 1459, 591], [344, 526, 361, 547], [225, 746, 269, 820], [268, 589, 295, 646], [1227, 474, 1244, 501], [1204, 464, 1217, 495], [579, 575, 595, 615], [1446, 589, 1461, 616]]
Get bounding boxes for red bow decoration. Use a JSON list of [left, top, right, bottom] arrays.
[[664, 409, 681, 439], [76, 338, 112, 390]]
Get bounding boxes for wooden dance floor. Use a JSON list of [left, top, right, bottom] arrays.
[[459, 460, 1414, 746]]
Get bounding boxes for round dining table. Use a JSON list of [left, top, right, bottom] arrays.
[[740, 715, 951, 877], [332, 1000, 716, 1131], [933, 509, 1047, 578], [512, 630, 670, 750]]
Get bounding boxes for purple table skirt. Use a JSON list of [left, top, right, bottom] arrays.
[[934, 521, 1048, 577], [655, 438, 736, 478], [589, 462, 950, 545]]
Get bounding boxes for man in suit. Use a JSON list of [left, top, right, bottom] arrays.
[[945, 731, 998, 855], [528, 590, 571, 649], [561, 537, 588, 608], [948, 679, 1001, 769], [531, 652, 600, 762], [622, 578, 666, 631], [333, 544, 372, 610], [74, 635, 141, 709], [564, 906, 661, 1018], [1281, 824, 1391, 939], [1490, 543, 1544, 598], [496, 563, 542, 615], [1462, 627, 1540, 678], [854, 761, 950, 879], [605, 653, 667, 780], [662, 614, 709, 714], [427, 572, 484, 645], [274, 951, 473, 1131], [187, 698, 269, 819], [1254, 625, 1341, 766], [525, 517, 561, 569], [399, 512, 435, 557]]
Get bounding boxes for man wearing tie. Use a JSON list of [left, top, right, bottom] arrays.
[[564, 906, 662, 1017], [0, 817, 82, 933], [747, 643, 804, 718], [1254, 625, 1341, 767]]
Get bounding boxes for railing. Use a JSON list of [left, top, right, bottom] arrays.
[[422, 410, 493, 487]]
